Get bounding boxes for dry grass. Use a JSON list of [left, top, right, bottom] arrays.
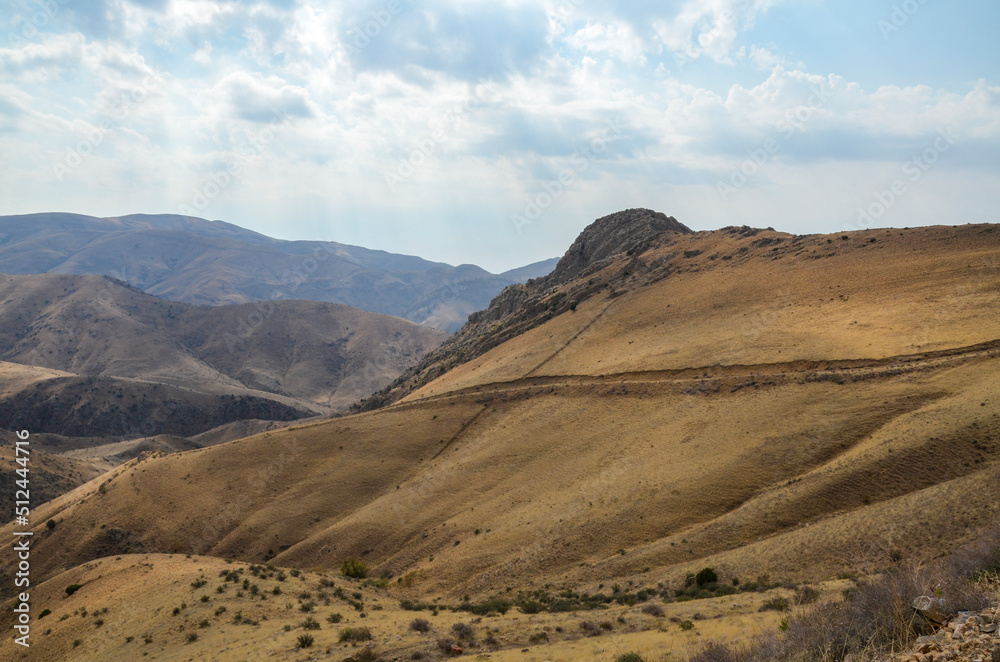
[[0, 225, 997, 661], [690, 529, 1000, 662]]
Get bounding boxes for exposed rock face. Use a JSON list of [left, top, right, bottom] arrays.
[[354, 209, 692, 411], [545, 209, 691, 286], [901, 606, 1000, 662]]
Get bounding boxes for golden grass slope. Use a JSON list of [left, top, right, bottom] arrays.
[[2, 224, 997, 621], [0, 553, 825, 662]]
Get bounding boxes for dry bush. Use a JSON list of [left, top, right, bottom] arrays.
[[690, 526, 1000, 662]]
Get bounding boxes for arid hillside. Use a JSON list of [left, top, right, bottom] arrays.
[[0, 273, 448, 438], [1, 212, 997, 661]]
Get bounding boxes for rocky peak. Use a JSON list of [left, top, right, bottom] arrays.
[[543, 209, 691, 286]]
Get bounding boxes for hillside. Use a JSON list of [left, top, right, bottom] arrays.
[[0, 274, 448, 438], [0, 213, 556, 332], [1, 212, 997, 661]]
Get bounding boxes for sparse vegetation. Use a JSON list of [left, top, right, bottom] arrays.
[[296, 634, 314, 649], [690, 532, 1000, 662], [409, 618, 431, 632]]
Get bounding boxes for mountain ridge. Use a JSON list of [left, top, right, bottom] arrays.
[[0, 212, 558, 332]]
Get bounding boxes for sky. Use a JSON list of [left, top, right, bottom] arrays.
[[0, 0, 998, 273]]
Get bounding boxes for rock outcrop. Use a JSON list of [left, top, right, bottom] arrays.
[[901, 605, 1000, 662]]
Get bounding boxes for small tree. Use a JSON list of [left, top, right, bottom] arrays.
[[341, 558, 368, 579], [695, 567, 718, 587]]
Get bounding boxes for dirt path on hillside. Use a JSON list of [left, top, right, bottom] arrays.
[[389, 338, 1000, 410]]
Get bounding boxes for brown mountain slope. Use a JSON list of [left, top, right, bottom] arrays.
[[0, 273, 448, 439], [0, 431, 103, 517], [2, 219, 998, 609]]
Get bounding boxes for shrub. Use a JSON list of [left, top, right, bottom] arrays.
[[616, 654, 646, 662], [46, 519, 56, 530], [451, 622, 474, 640], [327, 612, 344, 624], [679, 620, 695, 631], [296, 634, 314, 649], [38, 609, 51, 619], [580, 621, 603, 637], [186, 632, 198, 643], [409, 618, 431, 633], [695, 568, 718, 587], [65, 584, 82, 596], [794, 586, 821, 605], [759, 597, 790, 612], [436, 637, 456, 653], [342, 558, 368, 579], [339, 626, 373, 642], [301, 616, 320, 631], [641, 604, 664, 617]]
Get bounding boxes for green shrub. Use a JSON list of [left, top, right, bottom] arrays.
[[695, 567, 718, 587], [38, 609, 51, 619], [616, 654, 646, 662], [301, 617, 320, 631], [341, 558, 368, 579], [327, 612, 343, 623], [65, 584, 82, 596], [679, 620, 695, 631], [296, 634, 314, 649]]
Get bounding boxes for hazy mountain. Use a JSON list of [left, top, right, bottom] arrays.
[[0, 273, 447, 439], [0, 213, 554, 332]]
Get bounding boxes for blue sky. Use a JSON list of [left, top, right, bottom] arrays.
[[1, 0, 997, 272]]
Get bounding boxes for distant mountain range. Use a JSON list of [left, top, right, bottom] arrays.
[[0, 213, 559, 333]]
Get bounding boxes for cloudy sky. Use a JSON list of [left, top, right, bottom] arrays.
[[1, 0, 998, 272]]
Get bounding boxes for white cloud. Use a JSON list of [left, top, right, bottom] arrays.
[[564, 21, 649, 66]]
